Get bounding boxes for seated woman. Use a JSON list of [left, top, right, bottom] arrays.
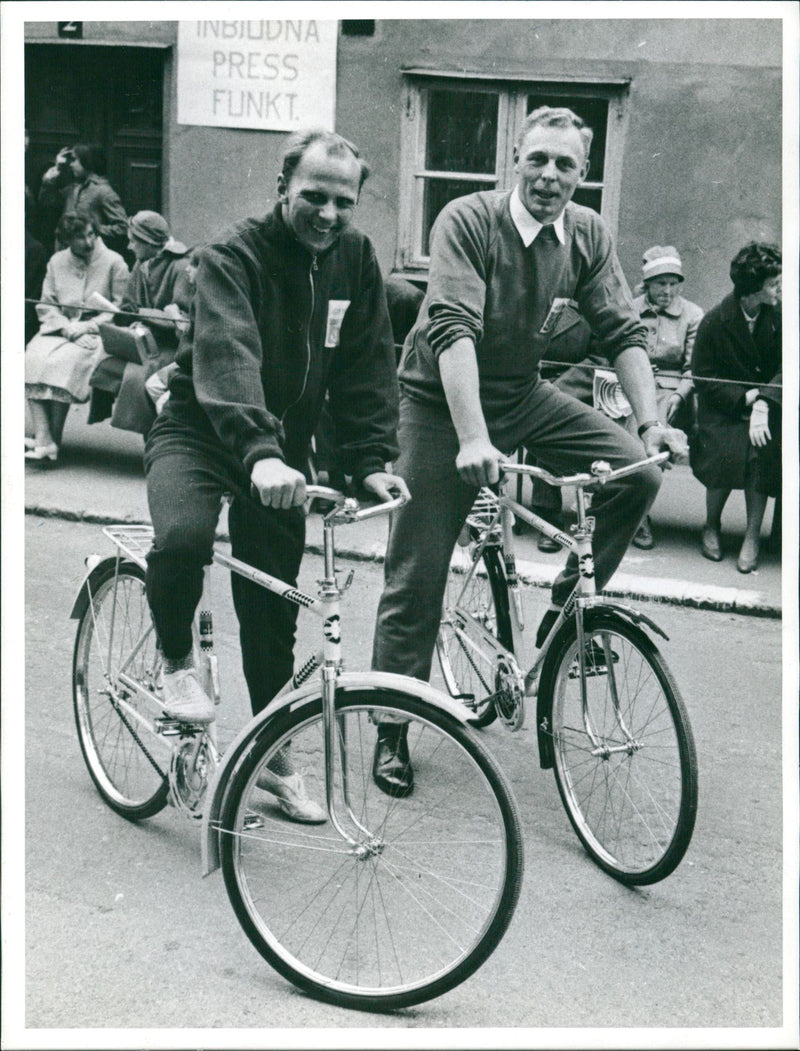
[[38, 143, 128, 258], [24, 213, 129, 463], [690, 242, 781, 573], [629, 245, 705, 549], [87, 211, 193, 436]]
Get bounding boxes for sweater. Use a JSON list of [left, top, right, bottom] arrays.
[[399, 191, 647, 424]]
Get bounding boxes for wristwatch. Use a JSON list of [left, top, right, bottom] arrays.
[[637, 420, 660, 438]]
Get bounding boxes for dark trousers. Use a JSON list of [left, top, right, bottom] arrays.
[[144, 413, 305, 716], [372, 384, 661, 682]]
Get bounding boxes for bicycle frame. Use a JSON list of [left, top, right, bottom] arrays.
[[68, 490, 475, 875], [447, 453, 670, 748]]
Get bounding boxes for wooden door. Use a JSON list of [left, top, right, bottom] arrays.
[[25, 43, 165, 243]]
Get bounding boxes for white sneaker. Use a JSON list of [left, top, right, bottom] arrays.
[[161, 667, 215, 724], [256, 769, 327, 824]]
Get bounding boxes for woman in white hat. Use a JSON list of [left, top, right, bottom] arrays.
[[87, 211, 193, 435], [630, 245, 704, 549]]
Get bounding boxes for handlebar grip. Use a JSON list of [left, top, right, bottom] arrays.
[[351, 492, 409, 521], [250, 483, 408, 520], [306, 485, 346, 504]]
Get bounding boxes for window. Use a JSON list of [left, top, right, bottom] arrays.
[[397, 73, 629, 273]]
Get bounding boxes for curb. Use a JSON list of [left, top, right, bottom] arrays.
[[27, 503, 782, 620]]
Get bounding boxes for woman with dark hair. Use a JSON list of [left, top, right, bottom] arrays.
[[690, 242, 781, 572], [24, 212, 129, 463], [38, 142, 128, 256]]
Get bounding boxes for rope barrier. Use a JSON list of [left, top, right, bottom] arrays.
[[24, 297, 782, 393], [537, 357, 782, 393], [24, 297, 185, 328]]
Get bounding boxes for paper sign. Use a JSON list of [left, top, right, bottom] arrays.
[[539, 297, 572, 335], [325, 300, 350, 348], [177, 20, 337, 130]]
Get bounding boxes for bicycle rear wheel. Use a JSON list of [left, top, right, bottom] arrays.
[[546, 610, 698, 885], [219, 689, 524, 1011], [437, 543, 512, 727], [72, 562, 169, 820]]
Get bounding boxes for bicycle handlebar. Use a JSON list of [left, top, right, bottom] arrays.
[[500, 451, 670, 489], [306, 486, 409, 522]]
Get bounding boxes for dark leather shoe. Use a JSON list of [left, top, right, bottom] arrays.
[[700, 526, 723, 562], [632, 516, 654, 550], [537, 532, 561, 553], [372, 725, 414, 797]]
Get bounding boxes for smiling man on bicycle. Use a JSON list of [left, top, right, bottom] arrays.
[[370, 106, 688, 796], [143, 129, 408, 821]]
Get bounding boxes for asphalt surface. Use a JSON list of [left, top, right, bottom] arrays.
[[8, 406, 796, 1048], [21, 402, 784, 618], [16, 516, 789, 1042]]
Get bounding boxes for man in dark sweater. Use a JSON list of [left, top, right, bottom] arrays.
[[144, 129, 407, 821], [370, 106, 687, 796]]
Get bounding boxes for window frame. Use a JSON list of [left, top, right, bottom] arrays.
[[396, 70, 631, 275]]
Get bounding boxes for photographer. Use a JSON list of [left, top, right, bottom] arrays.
[[38, 143, 128, 257]]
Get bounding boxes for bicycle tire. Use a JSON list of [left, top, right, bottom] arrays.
[[219, 689, 524, 1011], [546, 609, 698, 885], [72, 561, 170, 820], [437, 544, 512, 727]]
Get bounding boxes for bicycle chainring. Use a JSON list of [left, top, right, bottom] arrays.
[[169, 736, 215, 820], [493, 652, 526, 731]]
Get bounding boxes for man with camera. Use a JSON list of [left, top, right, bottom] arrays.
[[38, 143, 128, 256]]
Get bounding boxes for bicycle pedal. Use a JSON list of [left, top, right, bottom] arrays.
[[568, 663, 610, 680], [155, 717, 202, 737], [568, 645, 619, 679]]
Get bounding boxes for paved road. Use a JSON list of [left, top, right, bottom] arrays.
[[11, 514, 789, 1044]]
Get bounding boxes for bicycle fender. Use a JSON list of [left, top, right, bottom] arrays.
[[201, 672, 471, 877], [593, 600, 669, 643], [535, 604, 669, 770], [69, 555, 122, 620]]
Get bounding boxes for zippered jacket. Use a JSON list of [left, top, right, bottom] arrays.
[[168, 204, 399, 483]]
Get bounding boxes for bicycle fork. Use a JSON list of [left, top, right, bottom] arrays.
[[570, 493, 638, 757], [318, 521, 384, 856]]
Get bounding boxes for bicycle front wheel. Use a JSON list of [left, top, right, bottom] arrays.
[[547, 611, 698, 885], [72, 562, 169, 820], [219, 689, 523, 1011], [437, 544, 511, 727]]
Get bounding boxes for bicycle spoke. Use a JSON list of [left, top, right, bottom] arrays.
[[550, 616, 696, 884], [221, 693, 522, 1008]]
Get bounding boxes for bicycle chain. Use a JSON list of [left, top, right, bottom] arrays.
[[109, 692, 169, 783]]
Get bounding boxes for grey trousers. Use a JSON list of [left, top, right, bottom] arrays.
[[372, 383, 662, 681]]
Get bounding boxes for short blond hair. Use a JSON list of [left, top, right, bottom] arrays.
[[516, 106, 593, 160]]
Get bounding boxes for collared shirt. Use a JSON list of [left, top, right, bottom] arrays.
[[509, 186, 566, 246], [740, 304, 759, 333]]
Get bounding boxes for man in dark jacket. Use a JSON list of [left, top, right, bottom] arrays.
[[144, 129, 407, 820]]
